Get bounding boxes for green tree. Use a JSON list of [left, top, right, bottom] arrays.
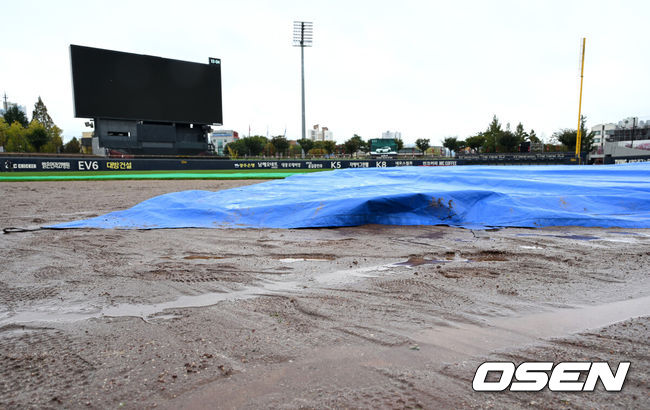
[[298, 138, 314, 155], [31, 97, 54, 131], [271, 136, 289, 156], [323, 140, 336, 154], [497, 129, 520, 152], [3, 105, 29, 128], [344, 135, 365, 155], [394, 138, 404, 151], [263, 141, 276, 156], [63, 137, 81, 153], [442, 137, 461, 155], [225, 139, 248, 157], [308, 147, 326, 156], [415, 138, 430, 153], [226, 144, 238, 158], [26, 121, 49, 152], [465, 133, 486, 153], [242, 136, 267, 156], [30, 97, 65, 151], [0, 117, 9, 148], [482, 115, 502, 152], [5, 122, 32, 152], [357, 135, 369, 152], [552, 115, 595, 153], [528, 129, 540, 143], [41, 129, 63, 153], [514, 122, 527, 142], [288, 143, 302, 157]]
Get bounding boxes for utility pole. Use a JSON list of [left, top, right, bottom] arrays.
[[293, 21, 313, 142]]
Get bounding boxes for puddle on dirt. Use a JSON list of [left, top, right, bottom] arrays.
[[394, 255, 472, 267], [515, 231, 649, 244], [313, 264, 394, 285], [394, 257, 449, 267], [515, 233, 600, 240], [183, 255, 225, 260], [556, 234, 600, 240], [0, 282, 301, 327], [101, 284, 298, 319], [419, 231, 446, 240], [413, 295, 650, 357], [0, 262, 408, 326], [279, 258, 331, 263], [174, 294, 650, 408]]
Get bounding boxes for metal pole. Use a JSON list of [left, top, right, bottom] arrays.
[[293, 21, 312, 144], [301, 40, 306, 141], [575, 37, 586, 163]]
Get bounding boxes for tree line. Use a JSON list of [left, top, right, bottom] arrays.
[[229, 114, 596, 159], [440, 115, 595, 155], [2, 103, 596, 157], [225, 134, 405, 158], [1, 97, 80, 153]]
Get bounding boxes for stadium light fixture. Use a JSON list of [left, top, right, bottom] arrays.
[[293, 21, 313, 142]]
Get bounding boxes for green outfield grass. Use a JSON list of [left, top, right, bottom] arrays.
[[0, 168, 331, 181]]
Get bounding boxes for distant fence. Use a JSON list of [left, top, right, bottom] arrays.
[[0, 153, 581, 172]]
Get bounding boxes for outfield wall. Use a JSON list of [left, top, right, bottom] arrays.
[[0, 153, 580, 172]]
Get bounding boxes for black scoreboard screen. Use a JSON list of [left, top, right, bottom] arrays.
[[70, 45, 222, 124]]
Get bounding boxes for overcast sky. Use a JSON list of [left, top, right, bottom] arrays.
[[2, 0, 649, 145]]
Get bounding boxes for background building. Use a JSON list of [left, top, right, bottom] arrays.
[[590, 123, 616, 157], [81, 131, 94, 154], [381, 130, 401, 140], [210, 130, 239, 155], [595, 116, 650, 163], [309, 124, 333, 141], [1, 93, 27, 117]]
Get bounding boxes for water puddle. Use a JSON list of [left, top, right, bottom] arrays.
[[313, 264, 393, 285], [413, 295, 650, 357], [0, 262, 406, 326], [394, 255, 472, 267], [394, 257, 450, 267], [183, 255, 225, 260], [516, 231, 649, 244], [556, 234, 600, 240], [173, 294, 650, 408], [516, 233, 600, 240], [102, 283, 296, 319]]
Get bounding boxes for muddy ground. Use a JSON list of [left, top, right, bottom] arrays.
[[0, 180, 648, 409]]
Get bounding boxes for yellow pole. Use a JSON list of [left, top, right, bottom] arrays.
[[575, 37, 586, 162]]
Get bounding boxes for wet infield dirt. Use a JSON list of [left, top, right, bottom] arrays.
[[1, 180, 649, 409]]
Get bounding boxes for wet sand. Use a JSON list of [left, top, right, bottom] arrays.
[[0, 180, 648, 408]]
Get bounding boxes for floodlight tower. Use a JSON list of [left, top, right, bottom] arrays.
[[293, 21, 313, 141]]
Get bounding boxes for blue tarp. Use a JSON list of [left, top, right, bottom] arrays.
[[48, 163, 650, 230]]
